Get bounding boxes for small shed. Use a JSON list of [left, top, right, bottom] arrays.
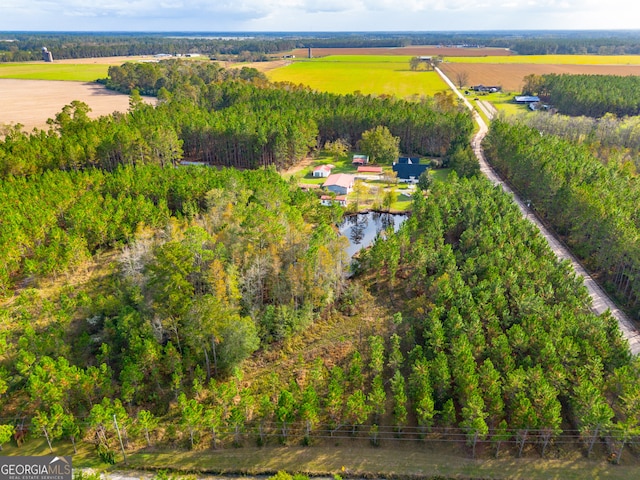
[[514, 95, 540, 104], [320, 195, 347, 207], [357, 166, 383, 174], [352, 154, 369, 165], [472, 85, 501, 92], [312, 164, 334, 178], [335, 195, 347, 206]]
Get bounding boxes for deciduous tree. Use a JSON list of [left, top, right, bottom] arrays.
[[359, 126, 400, 165]]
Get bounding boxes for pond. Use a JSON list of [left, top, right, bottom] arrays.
[[337, 211, 408, 258]]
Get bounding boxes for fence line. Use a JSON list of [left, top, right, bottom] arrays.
[[5, 417, 639, 460]]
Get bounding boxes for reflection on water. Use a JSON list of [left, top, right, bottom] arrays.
[[338, 211, 408, 257]]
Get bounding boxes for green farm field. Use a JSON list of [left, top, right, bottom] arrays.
[[0, 56, 153, 81], [0, 62, 110, 81], [267, 55, 449, 97]]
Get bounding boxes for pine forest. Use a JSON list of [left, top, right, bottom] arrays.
[[1, 57, 639, 469]]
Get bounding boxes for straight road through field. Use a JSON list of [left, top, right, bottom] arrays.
[[435, 67, 640, 356]]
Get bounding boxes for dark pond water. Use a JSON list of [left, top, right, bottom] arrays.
[[338, 211, 408, 258]]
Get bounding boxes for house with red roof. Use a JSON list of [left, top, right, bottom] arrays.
[[323, 173, 355, 195]]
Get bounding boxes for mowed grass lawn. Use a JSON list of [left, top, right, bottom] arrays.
[[443, 54, 640, 65], [0, 63, 110, 81], [267, 55, 449, 97], [475, 91, 529, 116]]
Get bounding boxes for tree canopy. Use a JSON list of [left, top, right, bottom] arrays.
[[358, 126, 401, 164]]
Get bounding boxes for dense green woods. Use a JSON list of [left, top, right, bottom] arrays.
[[483, 119, 640, 319], [0, 165, 347, 423], [0, 61, 471, 295], [356, 175, 636, 457], [3, 173, 638, 461], [2, 55, 640, 465], [0, 163, 346, 305], [103, 60, 267, 96], [512, 111, 640, 174], [105, 60, 473, 162], [0, 63, 469, 449], [523, 73, 640, 117]]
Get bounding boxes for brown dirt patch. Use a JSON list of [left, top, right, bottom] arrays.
[[440, 62, 640, 92], [52, 55, 153, 65], [279, 156, 314, 176], [290, 46, 513, 58], [0, 78, 156, 132], [54, 56, 289, 72]]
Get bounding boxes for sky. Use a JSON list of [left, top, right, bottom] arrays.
[[1, 0, 640, 32]]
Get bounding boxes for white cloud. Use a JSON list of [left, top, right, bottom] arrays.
[[301, 0, 357, 13], [0, 0, 639, 30]]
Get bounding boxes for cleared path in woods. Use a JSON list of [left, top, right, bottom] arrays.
[[435, 67, 640, 356]]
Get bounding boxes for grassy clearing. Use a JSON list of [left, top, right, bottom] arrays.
[[443, 55, 640, 65], [288, 152, 422, 213], [471, 91, 529, 116], [430, 168, 452, 183], [481, 92, 525, 114], [267, 55, 449, 98], [390, 189, 414, 211], [117, 444, 640, 480], [0, 63, 110, 82], [7, 434, 640, 479], [1, 437, 111, 469]]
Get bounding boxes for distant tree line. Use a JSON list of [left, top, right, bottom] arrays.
[[522, 73, 640, 117], [0, 33, 294, 62], [3, 31, 640, 62]]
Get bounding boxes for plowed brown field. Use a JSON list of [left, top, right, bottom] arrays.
[[439, 62, 640, 92], [52, 55, 151, 65], [0, 78, 156, 132], [290, 46, 513, 57], [0, 56, 167, 132]]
